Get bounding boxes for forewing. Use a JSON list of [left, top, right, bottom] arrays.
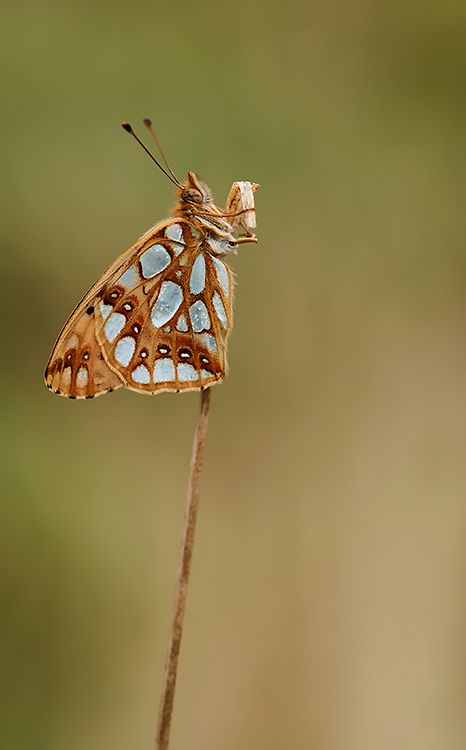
[[45, 311, 122, 399], [45, 219, 178, 398], [95, 221, 235, 394]]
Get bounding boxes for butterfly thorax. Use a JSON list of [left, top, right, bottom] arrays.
[[173, 171, 238, 254], [173, 198, 233, 236]]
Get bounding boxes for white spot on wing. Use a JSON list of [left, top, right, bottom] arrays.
[[176, 314, 188, 332], [76, 366, 88, 387], [153, 358, 176, 382], [117, 265, 138, 288], [189, 300, 211, 333], [131, 364, 150, 384], [66, 334, 79, 349], [201, 333, 217, 354], [189, 254, 206, 294], [212, 256, 230, 295], [140, 244, 171, 278], [104, 312, 126, 342], [165, 224, 184, 254], [177, 363, 198, 382], [201, 369, 215, 379], [62, 366, 72, 385], [99, 301, 112, 321], [114, 336, 136, 367], [212, 292, 227, 328], [151, 281, 183, 328]]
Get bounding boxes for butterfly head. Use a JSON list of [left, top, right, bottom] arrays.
[[175, 172, 259, 251], [179, 171, 213, 206], [176, 172, 232, 235]]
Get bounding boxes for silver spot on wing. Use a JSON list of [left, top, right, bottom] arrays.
[[189, 253, 206, 294], [177, 363, 198, 382], [140, 244, 171, 279], [104, 312, 126, 342], [212, 292, 227, 328], [189, 300, 211, 333], [212, 256, 229, 296], [151, 281, 183, 328], [131, 364, 151, 384], [153, 358, 176, 383], [114, 336, 136, 367]]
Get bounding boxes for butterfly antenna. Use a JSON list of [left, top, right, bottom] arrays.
[[143, 117, 181, 186], [121, 122, 182, 188]]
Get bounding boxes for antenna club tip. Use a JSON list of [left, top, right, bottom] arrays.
[[121, 122, 133, 133], [143, 117, 152, 127]]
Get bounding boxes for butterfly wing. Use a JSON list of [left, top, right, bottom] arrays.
[[45, 310, 122, 399], [45, 219, 234, 398], [95, 220, 235, 394], [45, 219, 175, 398]]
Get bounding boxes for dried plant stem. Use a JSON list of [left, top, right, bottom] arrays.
[[155, 387, 212, 750]]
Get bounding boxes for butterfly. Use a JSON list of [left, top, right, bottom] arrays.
[[44, 120, 259, 400]]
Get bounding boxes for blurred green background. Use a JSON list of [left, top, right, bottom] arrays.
[[2, 1, 466, 748]]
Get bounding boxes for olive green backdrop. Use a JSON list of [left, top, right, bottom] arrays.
[[2, 1, 466, 748]]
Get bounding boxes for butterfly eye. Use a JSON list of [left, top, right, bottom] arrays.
[[181, 188, 203, 205], [227, 241, 236, 249]]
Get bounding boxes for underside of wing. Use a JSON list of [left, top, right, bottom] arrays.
[[45, 218, 234, 398], [45, 310, 122, 398], [95, 220, 235, 395], [44, 218, 175, 398]]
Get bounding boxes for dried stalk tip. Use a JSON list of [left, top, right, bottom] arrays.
[[226, 180, 259, 233]]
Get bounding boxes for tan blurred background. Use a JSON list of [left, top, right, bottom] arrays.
[[2, 1, 466, 748]]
